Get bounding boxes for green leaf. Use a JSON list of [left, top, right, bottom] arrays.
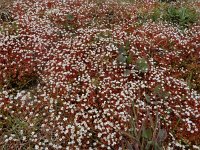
[[145, 94, 151, 104], [136, 58, 148, 73], [142, 128, 152, 139], [66, 14, 74, 21], [153, 85, 161, 94], [157, 129, 167, 142], [125, 41, 130, 51], [117, 54, 126, 64], [154, 142, 161, 150], [124, 69, 131, 76], [151, 8, 161, 22], [126, 55, 132, 64], [145, 141, 153, 150], [186, 72, 193, 90], [118, 46, 126, 54]]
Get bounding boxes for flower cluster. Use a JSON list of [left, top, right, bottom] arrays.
[[0, 0, 199, 149]]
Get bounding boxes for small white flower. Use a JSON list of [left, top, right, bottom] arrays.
[[22, 136, 26, 141], [63, 117, 67, 121], [35, 145, 39, 150], [98, 133, 102, 138]]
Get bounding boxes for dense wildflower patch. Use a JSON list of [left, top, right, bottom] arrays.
[[0, 0, 199, 149]]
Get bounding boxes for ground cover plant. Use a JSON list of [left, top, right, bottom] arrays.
[[0, 0, 200, 149]]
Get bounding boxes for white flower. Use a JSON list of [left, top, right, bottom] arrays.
[[98, 133, 102, 138], [35, 145, 39, 150], [63, 117, 67, 121], [22, 136, 26, 141]]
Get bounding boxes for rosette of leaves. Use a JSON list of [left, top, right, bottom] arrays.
[[163, 6, 199, 28], [135, 57, 149, 73], [116, 41, 132, 76], [120, 101, 168, 150], [116, 41, 132, 64]]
